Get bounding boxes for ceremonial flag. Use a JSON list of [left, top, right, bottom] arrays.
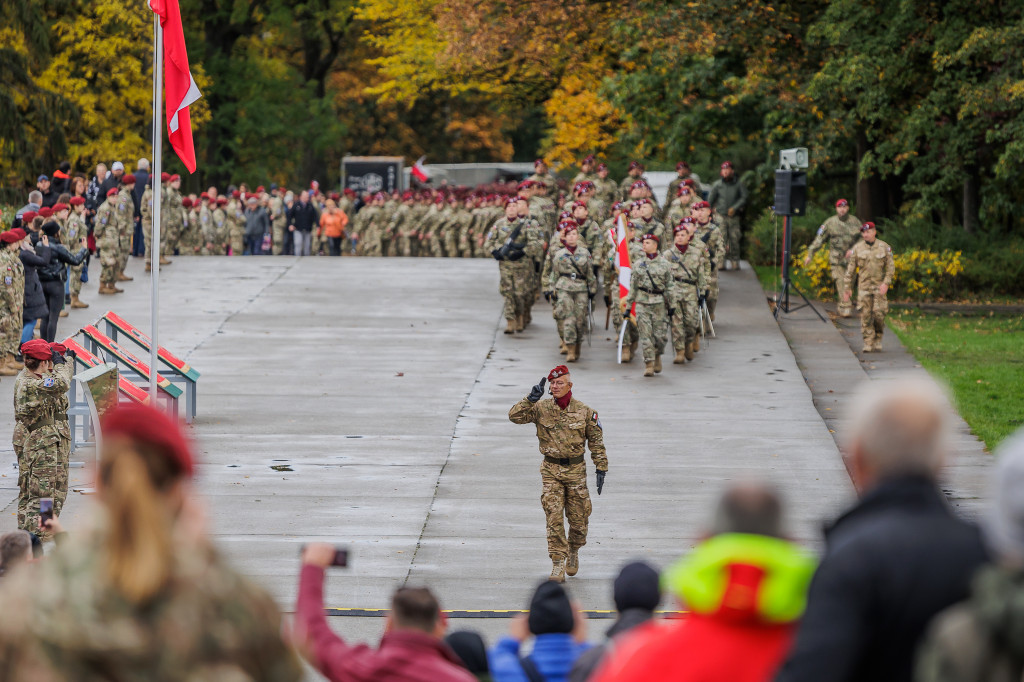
[[150, 0, 201, 173], [411, 156, 429, 183], [615, 214, 633, 312]]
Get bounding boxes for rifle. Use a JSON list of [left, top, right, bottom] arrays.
[[492, 220, 525, 261], [605, 304, 610, 330]]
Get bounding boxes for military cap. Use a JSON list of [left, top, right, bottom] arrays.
[[231, 190, 241, 198], [21, 339, 53, 360], [38, 207, 53, 218], [52, 202, 68, 212], [256, 185, 265, 193], [0, 231, 21, 244], [628, 161, 644, 171], [181, 197, 193, 208], [677, 185, 692, 195], [558, 220, 579, 232], [861, 221, 876, 232], [692, 200, 710, 210], [161, 172, 171, 182], [10, 228, 27, 239], [504, 195, 521, 206], [534, 158, 546, 167], [20, 211, 37, 223], [676, 161, 690, 171], [548, 365, 570, 381], [170, 174, 181, 182], [630, 180, 647, 191], [122, 174, 136, 184], [583, 154, 595, 164], [836, 198, 849, 207], [597, 162, 608, 171], [102, 403, 195, 477], [721, 161, 733, 169], [69, 196, 85, 206], [216, 196, 228, 205], [641, 232, 660, 243], [199, 192, 209, 199]]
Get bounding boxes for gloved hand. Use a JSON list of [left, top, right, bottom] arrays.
[[669, 308, 676, 317], [51, 349, 65, 364], [66, 349, 77, 361], [596, 470, 606, 495], [603, 294, 611, 307], [588, 292, 595, 302], [543, 291, 551, 302], [527, 377, 547, 403], [491, 248, 502, 260]]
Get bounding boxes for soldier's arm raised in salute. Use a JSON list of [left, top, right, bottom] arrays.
[[508, 377, 546, 424]]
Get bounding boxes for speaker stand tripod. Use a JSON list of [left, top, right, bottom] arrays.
[[774, 214, 827, 322]]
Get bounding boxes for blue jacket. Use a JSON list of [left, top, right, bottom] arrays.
[[489, 633, 591, 682]]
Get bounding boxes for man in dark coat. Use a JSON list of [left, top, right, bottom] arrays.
[[775, 378, 989, 682]]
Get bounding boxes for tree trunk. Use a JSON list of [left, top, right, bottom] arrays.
[[962, 165, 980, 234]]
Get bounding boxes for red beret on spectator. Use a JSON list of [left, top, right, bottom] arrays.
[[676, 161, 690, 171], [216, 197, 228, 205], [548, 365, 570, 381], [11, 228, 27, 239], [101, 403, 194, 478], [231, 190, 240, 198], [256, 186, 265, 193], [629, 161, 643, 171], [692, 200, 710, 210], [597, 162, 608, 171], [20, 211, 37, 222], [20, 339, 53, 360], [38, 207, 53, 218], [641, 232, 660, 243], [0, 231, 21, 244], [161, 172, 170, 182], [52, 202, 68, 212], [50, 342, 67, 354], [836, 198, 849, 207], [181, 197, 193, 208], [122, 174, 136, 184], [343, 188, 355, 197], [721, 161, 733, 169], [106, 188, 119, 197], [69, 196, 85, 206], [170, 174, 180, 182]]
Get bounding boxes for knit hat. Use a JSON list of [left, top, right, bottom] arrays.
[[527, 581, 574, 635], [613, 561, 661, 612], [41, 221, 61, 237], [444, 631, 489, 676]]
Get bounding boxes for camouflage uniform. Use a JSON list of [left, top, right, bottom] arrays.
[[1, 248, 25, 356], [663, 243, 709, 356], [0, 526, 304, 681], [664, 172, 703, 211], [114, 187, 134, 275], [15, 359, 73, 532], [708, 175, 748, 266], [528, 171, 557, 194], [593, 177, 618, 206], [63, 211, 88, 297], [269, 196, 288, 255], [227, 198, 245, 256], [389, 203, 415, 257], [483, 217, 534, 327], [695, 220, 726, 318], [164, 186, 185, 255], [210, 206, 229, 255], [549, 246, 597, 350], [634, 217, 667, 246], [844, 237, 894, 351], [807, 213, 862, 316], [623, 254, 672, 365], [508, 395, 607, 561], [141, 186, 155, 259], [93, 197, 120, 287], [199, 203, 215, 254]]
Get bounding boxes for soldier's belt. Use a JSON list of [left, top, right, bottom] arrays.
[[636, 286, 664, 294], [26, 417, 54, 432], [673, 277, 696, 284], [544, 455, 585, 466]]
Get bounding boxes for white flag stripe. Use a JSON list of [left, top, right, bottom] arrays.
[[169, 72, 202, 133]]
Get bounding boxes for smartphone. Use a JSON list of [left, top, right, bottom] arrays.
[[300, 545, 349, 567], [40, 498, 54, 527]]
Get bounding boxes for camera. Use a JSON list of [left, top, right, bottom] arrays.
[[40, 498, 54, 526], [300, 545, 349, 567]]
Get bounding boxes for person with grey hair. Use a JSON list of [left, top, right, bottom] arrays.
[[775, 378, 989, 682], [16, 191, 43, 221], [0, 531, 32, 579], [915, 427, 1024, 682]]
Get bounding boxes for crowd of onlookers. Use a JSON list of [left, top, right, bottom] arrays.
[[0, 379, 1019, 681]]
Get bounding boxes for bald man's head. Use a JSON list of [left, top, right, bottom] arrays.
[[846, 377, 951, 491]]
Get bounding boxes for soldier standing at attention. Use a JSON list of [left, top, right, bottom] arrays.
[[664, 161, 703, 212], [548, 225, 597, 363], [843, 221, 894, 352], [622, 233, 671, 377], [528, 159, 558, 195], [708, 161, 748, 271], [509, 366, 607, 583], [95, 188, 122, 295], [593, 163, 618, 206], [804, 198, 863, 317], [114, 175, 136, 282], [572, 154, 598, 186], [64, 197, 89, 309]]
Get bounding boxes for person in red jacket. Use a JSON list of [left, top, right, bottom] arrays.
[[294, 543, 476, 682], [590, 483, 816, 682]]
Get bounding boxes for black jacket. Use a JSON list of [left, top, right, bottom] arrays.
[[775, 475, 989, 682], [289, 201, 318, 232], [37, 243, 88, 282], [132, 170, 149, 216], [20, 245, 51, 321]]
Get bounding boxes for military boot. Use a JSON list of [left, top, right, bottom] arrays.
[[630, 340, 638, 358], [70, 294, 88, 309], [504, 318, 516, 334], [515, 315, 524, 332], [674, 349, 686, 364], [574, 343, 581, 361], [872, 337, 884, 352], [566, 345, 578, 362], [117, 272, 133, 282], [98, 284, 117, 295], [8, 354, 24, 370], [684, 341, 694, 361], [0, 357, 18, 376], [620, 344, 631, 362], [524, 308, 531, 326], [113, 284, 124, 293], [654, 355, 663, 373], [643, 361, 655, 377], [566, 548, 579, 577], [550, 559, 566, 583], [59, 309, 69, 318], [145, 262, 152, 272], [693, 336, 700, 353], [159, 256, 172, 265], [559, 341, 568, 355]]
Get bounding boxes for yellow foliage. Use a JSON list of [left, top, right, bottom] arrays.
[[37, 0, 210, 173], [795, 245, 964, 301], [542, 72, 627, 166]]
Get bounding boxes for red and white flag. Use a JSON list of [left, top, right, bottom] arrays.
[[614, 214, 635, 363], [150, 0, 201, 173], [411, 156, 429, 183]]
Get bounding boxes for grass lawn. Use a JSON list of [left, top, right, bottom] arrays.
[[888, 310, 1024, 451]]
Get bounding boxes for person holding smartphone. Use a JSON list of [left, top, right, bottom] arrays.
[[0, 403, 303, 681]]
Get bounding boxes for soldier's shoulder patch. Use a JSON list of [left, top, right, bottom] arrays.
[[592, 411, 602, 429], [42, 377, 55, 388], [817, 225, 825, 236], [4, 276, 12, 285]]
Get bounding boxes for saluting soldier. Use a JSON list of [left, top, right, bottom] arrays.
[[509, 365, 607, 583], [804, 198, 863, 317], [622, 232, 671, 377], [548, 224, 597, 363], [843, 221, 895, 352]]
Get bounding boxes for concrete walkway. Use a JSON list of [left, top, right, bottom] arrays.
[[1, 256, 854, 654]]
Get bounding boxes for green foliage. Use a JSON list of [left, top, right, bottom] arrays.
[[889, 310, 1024, 450]]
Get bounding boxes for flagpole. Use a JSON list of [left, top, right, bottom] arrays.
[[150, 16, 163, 405]]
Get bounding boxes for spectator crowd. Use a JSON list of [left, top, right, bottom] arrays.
[[0, 378, 1019, 682]]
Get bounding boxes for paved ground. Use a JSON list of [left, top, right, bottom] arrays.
[[1, 256, 855, 655]]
